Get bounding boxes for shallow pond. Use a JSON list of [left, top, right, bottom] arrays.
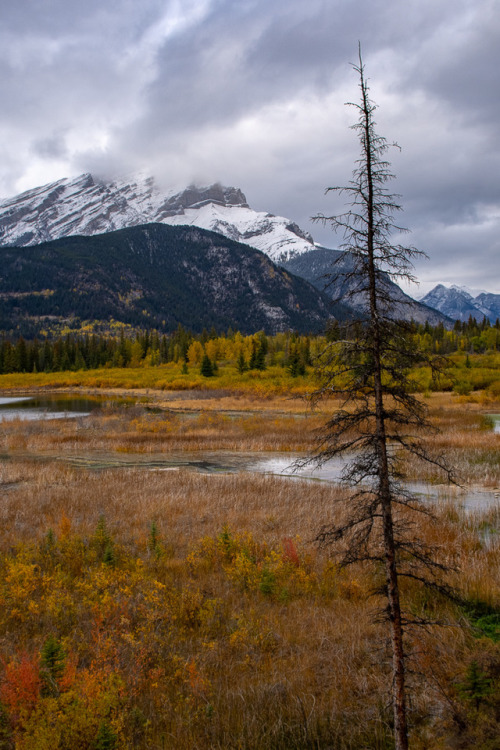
[[249, 456, 499, 512], [0, 394, 134, 422], [17, 447, 496, 513], [1, 394, 498, 514]]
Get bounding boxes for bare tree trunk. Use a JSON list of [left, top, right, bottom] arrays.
[[368, 113, 408, 750], [312, 47, 452, 750], [360, 55, 409, 750], [387, 560, 409, 748], [381, 476, 409, 750]]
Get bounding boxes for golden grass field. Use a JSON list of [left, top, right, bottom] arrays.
[[0, 385, 498, 748]]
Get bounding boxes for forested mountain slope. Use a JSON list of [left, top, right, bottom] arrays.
[[0, 223, 342, 336]]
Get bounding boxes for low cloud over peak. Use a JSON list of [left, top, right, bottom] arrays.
[[0, 0, 498, 291]]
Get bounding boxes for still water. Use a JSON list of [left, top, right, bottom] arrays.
[[1, 394, 498, 513], [0, 394, 134, 422], [0, 395, 102, 421], [17, 446, 497, 514], [489, 414, 500, 434]]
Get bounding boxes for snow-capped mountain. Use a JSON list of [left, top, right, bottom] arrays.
[[450, 284, 487, 298], [0, 173, 456, 326], [0, 173, 315, 263], [421, 284, 500, 323]]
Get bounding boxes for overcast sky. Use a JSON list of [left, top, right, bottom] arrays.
[[1, 0, 499, 294]]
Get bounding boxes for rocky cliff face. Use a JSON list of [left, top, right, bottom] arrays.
[[0, 174, 315, 262], [282, 247, 451, 325]]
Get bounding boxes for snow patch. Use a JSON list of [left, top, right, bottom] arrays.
[[0, 173, 316, 262]]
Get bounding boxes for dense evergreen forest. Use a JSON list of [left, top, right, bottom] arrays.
[[0, 317, 499, 376]]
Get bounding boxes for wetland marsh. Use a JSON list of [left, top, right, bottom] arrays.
[[0, 387, 498, 748]]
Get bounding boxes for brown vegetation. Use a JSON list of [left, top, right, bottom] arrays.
[[0, 392, 498, 748], [1, 389, 498, 485]]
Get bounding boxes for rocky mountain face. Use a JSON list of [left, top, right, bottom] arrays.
[[0, 174, 315, 263], [421, 284, 500, 323], [282, 247, 450, 326], [0, 173, 455, 327], [0, 223, 337, 337]]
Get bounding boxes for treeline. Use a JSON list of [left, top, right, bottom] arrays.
[[1, 317, 499, 376], [0, 325, 312, 376], [411, 317, 500, 355], [326, 316, 500, 354]]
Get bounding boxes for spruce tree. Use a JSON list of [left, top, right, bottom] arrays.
[[200, 354, 214, 377], [40, 635, 65, 696], [237, 351, 247, 373], [94, 721, 117, 750], [310, 48, 453, 750]]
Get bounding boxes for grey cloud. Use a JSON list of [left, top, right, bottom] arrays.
[[410, 4, 500, 125], [1, 0, 162, 41], [32, 133, 69, 160], [0, 0, 499, 291]]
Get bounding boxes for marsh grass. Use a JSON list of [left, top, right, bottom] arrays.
[[399, 393, 500, 487], [0, 403, 328, 457], [0, 391, 499, 747], [0, 363, 314, 397]]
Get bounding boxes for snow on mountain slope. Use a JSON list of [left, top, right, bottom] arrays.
[[472, 292, 500, 322], [421, 284, 500, 323], [0, 172, 457, 326], [163, 201, 314, 261], [450, 284, 487, 298], [0, 173, 315, 262]]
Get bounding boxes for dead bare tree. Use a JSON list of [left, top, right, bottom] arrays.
[[309, 48, 453, 750]]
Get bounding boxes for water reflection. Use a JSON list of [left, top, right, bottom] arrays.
[[489, 414, 500, 434], [247, 454, 346, 482], [0, 397, 31, 406], [0, 395, 498, 513], [0, 395, 102, 421], [246, 455, 499, 511], [48, 449, 498, 513]]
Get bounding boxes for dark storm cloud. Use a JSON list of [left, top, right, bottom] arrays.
[[0, 0, 498, 291]]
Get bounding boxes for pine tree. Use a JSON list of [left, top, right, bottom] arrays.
[[40, 635, 65, 696], [237, 351, 247, 373], [287, 343, 306, 377], [200, 354, 214, 377], [309, 47, 453, 750], [94, 721, 117, 750], [148, 521, 162, 559], [458, 660, 492, 711]]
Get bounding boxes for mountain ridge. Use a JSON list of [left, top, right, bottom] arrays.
[[0, 173, 452, 326], [421, 284, 500, 323], [0, 173, 316, 263], [0, 222, 341, 337], [282, 247, 450, 326]]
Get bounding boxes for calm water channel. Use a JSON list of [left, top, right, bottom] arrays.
[[0, 394, 107, 421], [1, 395, 499, 513], [490, 414, 500, 434]]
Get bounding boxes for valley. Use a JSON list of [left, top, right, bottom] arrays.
[[0, 174, 498, 748], [2, 3, 498, 747]]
